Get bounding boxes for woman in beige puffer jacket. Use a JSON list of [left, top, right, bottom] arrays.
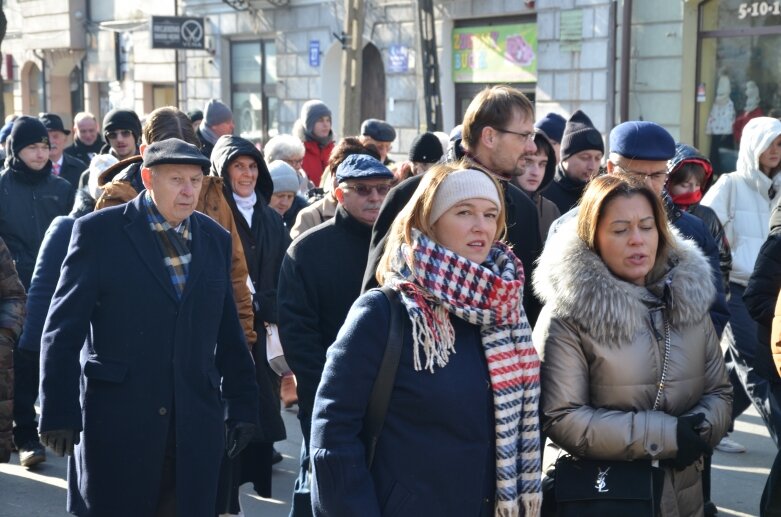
[[533, 177, 732, 516]]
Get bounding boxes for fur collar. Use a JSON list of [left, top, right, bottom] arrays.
[[533, 220, 715, 344]]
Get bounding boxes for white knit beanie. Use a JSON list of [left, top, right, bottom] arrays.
[[428, 169, 501, 225], [268, 160, 301, 194]]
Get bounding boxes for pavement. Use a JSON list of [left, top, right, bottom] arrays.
[[0, 405, 776, 516]]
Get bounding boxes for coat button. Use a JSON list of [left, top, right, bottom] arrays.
[[650, 443, 658, 451], [159, 407, 168, 416]]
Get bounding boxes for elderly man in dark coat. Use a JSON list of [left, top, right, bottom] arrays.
[[38, 139, 259, 517]]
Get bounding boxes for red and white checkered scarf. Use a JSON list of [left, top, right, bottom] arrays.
[[386, 230, 541, 516]]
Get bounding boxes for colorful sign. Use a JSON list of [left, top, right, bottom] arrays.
[[452, 23, 537, 83], [388, 45, 410, 73]]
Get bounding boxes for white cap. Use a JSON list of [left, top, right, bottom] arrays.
[[428, 169, 501, 225]]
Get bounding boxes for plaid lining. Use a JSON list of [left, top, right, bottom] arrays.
[[143, 192, 192, 298]]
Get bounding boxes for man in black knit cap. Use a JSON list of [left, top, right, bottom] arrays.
[[101, 108, 141, 161], [540, 109, 604, 213]]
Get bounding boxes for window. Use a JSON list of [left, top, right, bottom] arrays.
[[230, 40, 278, 144]]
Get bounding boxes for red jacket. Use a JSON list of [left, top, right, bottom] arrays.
[[302, 139, 334, 187]]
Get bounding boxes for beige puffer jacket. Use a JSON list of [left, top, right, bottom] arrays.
[[532, 221, 732, 517]]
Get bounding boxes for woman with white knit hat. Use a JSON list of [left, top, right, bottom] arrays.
[[310, 163, 542, 516]]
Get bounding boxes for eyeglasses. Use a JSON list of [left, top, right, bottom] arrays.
[[106, 129, 133, 140], [285, 158, 304, 168], [615, 165, 668, 184], [339, 183, 392, 196], [494, 127, 536, 143]]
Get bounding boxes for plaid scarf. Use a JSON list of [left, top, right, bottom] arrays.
[[386, 230, 541, 517], [143, 192, 192, 298]]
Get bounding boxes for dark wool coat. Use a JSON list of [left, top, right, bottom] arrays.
[[0, 164, 75, 289], [65, 137, 105, 167], [58, 153, 88, 189], [38, 195, 258, 517], [363, 167, 544, 325], [0, 237, 26, 463], [278, 205, 373, 442], [310, 290, 496, 517], [539, 164, 588, 215]]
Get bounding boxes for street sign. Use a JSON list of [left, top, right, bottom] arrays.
[[309, 40, 320, 67], [150, 16, 205, 50]]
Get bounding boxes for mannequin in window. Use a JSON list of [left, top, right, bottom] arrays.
[[733, 80, 764, 146], [707, 75, 736, 173]]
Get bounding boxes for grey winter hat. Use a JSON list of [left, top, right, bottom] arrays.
[[268, 160, 300, 194], [361, 119, 396, 142], [300, 100, 332, 134], [203, 99, 233, 127]]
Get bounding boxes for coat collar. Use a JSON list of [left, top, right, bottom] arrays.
[[123, 193, 209, 303], [533, 219, 715, 344]]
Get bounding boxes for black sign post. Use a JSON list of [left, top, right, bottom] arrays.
[[150, 16, 205, 50]]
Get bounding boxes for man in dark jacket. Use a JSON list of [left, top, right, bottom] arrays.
[[278, 153, 394, 517], [0, 238, 26, 465], [540, 110, 604, 214], [197, 99, 234, 158], [64, 112, 104, 166], [363, 85, 544, 324], [0, 116, 74, 468], [40, 113, 88, 188], [39, 139, 259, 517], [101, 108, 141, 161]]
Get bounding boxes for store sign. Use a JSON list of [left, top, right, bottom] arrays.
[[738, 2, 781, 19], [150, 16, 205, 50], [452, 23, 537, 83]]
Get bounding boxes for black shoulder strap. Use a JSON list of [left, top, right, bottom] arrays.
[[362, 286, 404, 468]]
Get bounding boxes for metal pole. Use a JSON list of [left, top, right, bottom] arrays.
[[174, 0, 180, 108], [619, 0, 633, 122]]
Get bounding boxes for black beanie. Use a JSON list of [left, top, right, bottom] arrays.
[[408, 132, 444, 163], [10, 116, 50, 157], [103, 109, 142, 139], [560, 110, 604, 161]]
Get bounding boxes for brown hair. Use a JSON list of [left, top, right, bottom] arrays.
[[667, 162, 706, 188], [577, 174, 675, 267], [461, 85, 534, 152], [142, 106, 200, 147], [327, 137, 380, 172], [375, 163, 507, 284]]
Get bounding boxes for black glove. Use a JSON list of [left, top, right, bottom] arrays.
[[226, 421, 256, 459], [40, 429, 80, 457], [673, 413, 711, 470]]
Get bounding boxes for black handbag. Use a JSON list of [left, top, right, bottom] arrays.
[[543, 315, 672, 517]]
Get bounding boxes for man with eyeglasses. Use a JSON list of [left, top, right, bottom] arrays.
[[277, 153, 394, 517], [540, 110, 604, 214], [101, 109, 141, 161]]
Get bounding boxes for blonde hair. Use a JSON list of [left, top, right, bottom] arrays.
[[375, 162, 506, 285]]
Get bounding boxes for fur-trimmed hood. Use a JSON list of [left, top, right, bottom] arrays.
[[533, 219, 715, 344]]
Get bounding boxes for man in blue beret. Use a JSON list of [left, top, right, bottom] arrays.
[[38, 138, 259, 516], [277, 153, 394, 516], [360, 118, 396, 167]]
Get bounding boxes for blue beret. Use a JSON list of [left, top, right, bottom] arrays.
[[361, 119, 396, 142], [336, 154, 394, 183], [143, 138, 211, 169], [535, 112, 566, 143], [609, 121, 676, 161]]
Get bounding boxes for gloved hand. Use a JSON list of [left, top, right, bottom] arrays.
[[673, 413, 711, 470], [40, 429, 80, 457], [226, 421, 257, 459]]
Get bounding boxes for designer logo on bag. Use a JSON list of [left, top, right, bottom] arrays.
[[595, 466, 610, 493]]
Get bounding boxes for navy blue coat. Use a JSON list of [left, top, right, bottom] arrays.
[[38, 195, 259, 517], [310, 290, 496, 517]]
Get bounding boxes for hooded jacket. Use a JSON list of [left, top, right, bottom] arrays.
[[702, 116, 781, 286], [513, 135, 561, 242], [94, 154, 257, 347], [667, 144, 732, 291], [533, 221, 732, 517], [744, 200, 781, 379], [0, 157, 75, 289], [293, 120, 334, 187]]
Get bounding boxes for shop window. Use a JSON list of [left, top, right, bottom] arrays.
[[230, 40, 277, 144], [696, 0, 781, 175]]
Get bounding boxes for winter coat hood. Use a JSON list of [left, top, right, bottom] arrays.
[[519, 134, 557, 197], [533, 219, 715, 344], [667, 143, 714, 194], [210, 135, 273, 203], [735, 117, 781, 194]]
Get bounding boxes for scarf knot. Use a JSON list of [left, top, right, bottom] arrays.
[[385, 230, 541, 516], [143, 192, 192, 298]]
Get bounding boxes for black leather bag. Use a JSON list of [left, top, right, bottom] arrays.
[[551, 455, 664, 517]]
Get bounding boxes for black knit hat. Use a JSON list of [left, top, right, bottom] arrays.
[[10, 116, 50, 156], [408, 132, 444, 163], [560, 110, 604, 161], [102, 109, 142, 139]]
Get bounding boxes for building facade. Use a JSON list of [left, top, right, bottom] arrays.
[[2, 0, 777, 167]]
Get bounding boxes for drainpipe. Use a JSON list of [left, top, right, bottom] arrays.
[[32, 48, 47, 113], [606, 0, 617, 130], [619, 0, 632, 122]]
